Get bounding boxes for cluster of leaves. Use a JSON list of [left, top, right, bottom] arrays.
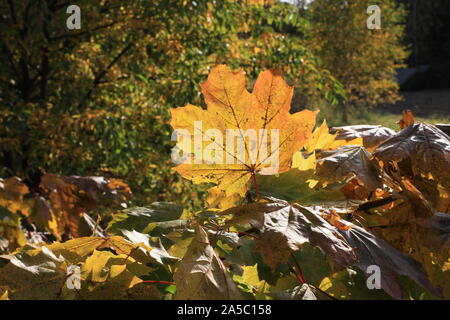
[[0, 174, 131, 251], [1, 66, 448, 300]]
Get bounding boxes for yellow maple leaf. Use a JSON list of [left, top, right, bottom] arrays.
[[291, 120, 363, 174], [304, 120, 363, 153], [0, 290, 9, 300], [304, 120, 336, 153], [292, 151, 317, 171], [206, 186, 241, 210], [170, 65, 317, 197]]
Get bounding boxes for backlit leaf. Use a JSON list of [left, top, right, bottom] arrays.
[[170, 65, 317, 198]]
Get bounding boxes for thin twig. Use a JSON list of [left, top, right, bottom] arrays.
[[237, 231, 257, 239], [78, 41, 134, 109]]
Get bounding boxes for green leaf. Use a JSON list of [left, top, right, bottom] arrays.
[[257, 169, 346, 205], [107, 202, 184, 234], [269, 283, 323, 300]]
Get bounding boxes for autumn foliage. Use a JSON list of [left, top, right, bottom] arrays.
[[1, 66, 449, 300]]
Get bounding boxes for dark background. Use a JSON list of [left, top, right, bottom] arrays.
[[398, 0, 450, 90]]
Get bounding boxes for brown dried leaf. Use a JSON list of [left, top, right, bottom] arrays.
[[397, 109, 415, 129], [374, 123, 450, 188], [316, 145, 383, 191], [173, 225, 243, 300], [331, 125, 396, 152], [40, 174, 132, 238], [0, 177, 31, 216]]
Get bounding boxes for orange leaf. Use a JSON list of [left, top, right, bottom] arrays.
[[170, 65, 317, 198], [397, 109, 414, 129]]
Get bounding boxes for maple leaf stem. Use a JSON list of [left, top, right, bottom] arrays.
[[288, 264, 305, 284], [237, 231, 257, 239], [204, 225, 257, 239], [290, 253, 306, 284], [210, 224, 223, 244], [252, 171, 259, 198]]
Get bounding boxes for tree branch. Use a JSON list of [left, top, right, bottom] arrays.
[[49, 21, 123, 41], [78, 41, 134, 109]]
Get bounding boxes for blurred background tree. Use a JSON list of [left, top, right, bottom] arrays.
[[0, 0, 343, 207], [304, 0, 408, 121]]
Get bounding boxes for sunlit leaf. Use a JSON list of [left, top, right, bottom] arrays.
[[374, 123, 450, 188], [173, 226, 243, 300], [331, 125, 396, 152], [170, 65, 317, 198], [316, 145, 383, 191]]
